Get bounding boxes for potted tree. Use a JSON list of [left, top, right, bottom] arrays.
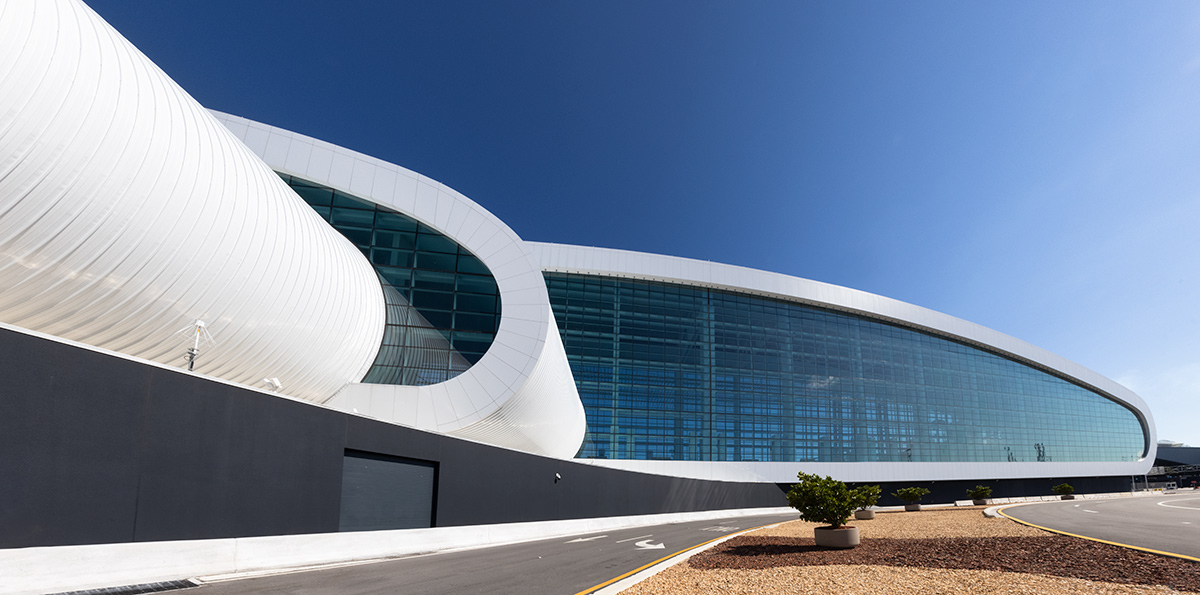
[[1052, 483, 1075, 500], [893, 486, 931, 511], [966, 485, 992, 506], [787, 472, 876, 548], [854, 484, 882, 520]]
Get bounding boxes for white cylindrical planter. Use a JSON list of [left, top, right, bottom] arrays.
[[813, 526, 860, 549], [972, 499, 989, 506], [904, 503, 922, 511], [854, 509, 876, 520]]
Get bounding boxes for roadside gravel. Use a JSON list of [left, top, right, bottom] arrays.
[[623, 564, 1192, 595], [752, 507, 1046, 539], [619, 508, 1199, 595]]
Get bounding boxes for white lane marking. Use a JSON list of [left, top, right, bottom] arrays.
[[634, 539, 665, 550], [567, 535, 608, 543], [1156, 497, 1200, 510], [701, 526, 740, 532], [1083, 510, 1099, 514], [1183, 522, 1192, 525], [616, 534, 653, 543]]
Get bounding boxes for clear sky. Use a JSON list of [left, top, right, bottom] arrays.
[[86, 0, 1200, 448]]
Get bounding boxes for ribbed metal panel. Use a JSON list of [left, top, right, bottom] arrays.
[[339, 451, 436, 531], [0, 0, 385, 401], [448, 306, 587, 458], [214, 113, 587, 459]]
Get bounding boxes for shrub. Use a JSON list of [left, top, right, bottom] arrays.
[[787, 472, 879, 529], [966, 485, 992, 500], [1052, 483, 1074, 495], [892, 486, 931, 504], [856, 484, 882, 510]]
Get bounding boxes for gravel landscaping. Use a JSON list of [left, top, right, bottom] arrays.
[[620, 508, 1200, 595]]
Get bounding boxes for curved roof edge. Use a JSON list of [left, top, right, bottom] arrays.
[[212, 111, 585, 458], [530, 242, 1157, 469]]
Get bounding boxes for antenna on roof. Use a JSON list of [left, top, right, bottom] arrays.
[[175, 319, 216, 371]]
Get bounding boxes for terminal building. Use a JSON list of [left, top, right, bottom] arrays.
[[0, 0, 1155, 555]]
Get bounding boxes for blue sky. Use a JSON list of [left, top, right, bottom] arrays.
[[87, 0, 1200, 448]]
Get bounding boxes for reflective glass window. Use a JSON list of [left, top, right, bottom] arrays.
[[280, 174, 501, 385], [546, 273, 1147, 463]]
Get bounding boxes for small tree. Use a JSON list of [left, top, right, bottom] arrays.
[[787, 472, 878, 529], [856, 484, 882, 510], [892, 486, 931, 505], [966, 485, 992, 500], [1052, 483, 1074, 496]]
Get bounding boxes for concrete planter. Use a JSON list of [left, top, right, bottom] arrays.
[[904, 503, 922, 512], [1060, 494, 1075, 500], [854, 509, 876, 520], [814, 526, 860, 549], [972, 499, 989, 506]]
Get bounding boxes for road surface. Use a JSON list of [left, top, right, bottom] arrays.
[[1001, 493, 1200, 559], [195, 512, 797, 595]]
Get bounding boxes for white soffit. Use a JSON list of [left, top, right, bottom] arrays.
[[578, 458, 1153, 485], [214, 112, 585, 458]]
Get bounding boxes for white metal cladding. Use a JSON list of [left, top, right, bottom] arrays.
[[213, 112, 586, 459], [0, 0, 385, 402], [531, 242, 1157, 483]]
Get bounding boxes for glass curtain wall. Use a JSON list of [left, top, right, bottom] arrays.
[[545, 273, 1147, 464], [282, 174, 500, 385]]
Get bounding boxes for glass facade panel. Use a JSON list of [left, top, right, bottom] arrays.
[[280, 174, 501, 385], [546, 273, 1147, 464]]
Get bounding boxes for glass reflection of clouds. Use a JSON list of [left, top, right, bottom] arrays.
[[547, 273, 1145, 464]]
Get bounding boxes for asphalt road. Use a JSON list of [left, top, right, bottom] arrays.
[[1001, 492, 1200, 559], [194, 512, 796, 595]]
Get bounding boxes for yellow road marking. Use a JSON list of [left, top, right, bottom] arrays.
[[998, 505, 1200, 562], [571, 519, 786, 595]]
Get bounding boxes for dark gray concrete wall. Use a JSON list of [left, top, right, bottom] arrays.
[[1156, 446, 1200, 466], [0, 327, 346, 547], [0, 327, 785, 549], [0, 325, 1140, 550]]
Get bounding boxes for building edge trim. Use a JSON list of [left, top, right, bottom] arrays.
[[579, 458, 1153, 484]]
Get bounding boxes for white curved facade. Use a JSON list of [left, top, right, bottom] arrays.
[[212, 112, 586, 459], [531, 242, 1157, 483], [0, 0, 585, 460], [0, 0, 384, 402], [0, 0, 1155, 475]]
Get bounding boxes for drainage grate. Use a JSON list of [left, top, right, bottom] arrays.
[[49, 579, 200, 595]]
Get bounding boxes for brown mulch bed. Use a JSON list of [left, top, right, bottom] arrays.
[[689, 535, 1200, 592]]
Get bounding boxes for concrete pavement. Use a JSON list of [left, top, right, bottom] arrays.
[[192, 512, 797, 595], [1000, 492, 1200, 560]]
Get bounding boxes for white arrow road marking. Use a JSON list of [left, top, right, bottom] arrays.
[[1156, 497, 1200, 510], [566, 535, 608, 543], [635, 539, 666, 550], [616, 534, 653, 543]]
